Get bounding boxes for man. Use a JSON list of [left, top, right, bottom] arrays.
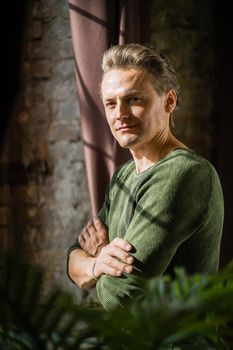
[[68, 44, 224, 311]]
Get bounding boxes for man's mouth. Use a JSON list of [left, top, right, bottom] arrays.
[[116, 125, 137, 132]]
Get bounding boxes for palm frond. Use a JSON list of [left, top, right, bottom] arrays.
[[0, 252, 233, 350]]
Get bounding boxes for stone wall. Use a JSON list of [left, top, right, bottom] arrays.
[[0, 0, 218, 301], [0, 0, 90, 299]]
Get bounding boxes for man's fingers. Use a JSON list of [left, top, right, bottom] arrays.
[[86, 221, 95, 233], [107, 256, 133, 273], [94, 239, 134, 277], [111, 237, 132, 252], [95, 258, 133, 277], [82, 217, 108, 238], [93, 216, 106, 231], [78, 234, 85, 249], [81, 225, 90, 237], [103, 265, 132, 276], [102, 245, 134, 265], [102, 265, 122, 277], [86, 220, 100, 236]]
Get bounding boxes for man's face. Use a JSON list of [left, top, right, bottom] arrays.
[[101, 68, 171, 151]]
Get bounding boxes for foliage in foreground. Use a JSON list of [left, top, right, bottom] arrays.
[[0, 254, 233, 350]]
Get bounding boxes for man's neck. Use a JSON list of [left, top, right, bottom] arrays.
[[130, 132, 188, 174]]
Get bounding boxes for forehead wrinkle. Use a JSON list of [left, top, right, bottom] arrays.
[[106, 69, 147, 85], [101, 68, 150, 100], [103, 88, 143, 101]]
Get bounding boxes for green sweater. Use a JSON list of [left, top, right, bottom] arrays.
[[95, 149, 224, 310]]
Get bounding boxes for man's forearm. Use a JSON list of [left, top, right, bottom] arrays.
[[68, 248, 96, 290], [67, 216, 133, 297], [68, 237, 134, 296]]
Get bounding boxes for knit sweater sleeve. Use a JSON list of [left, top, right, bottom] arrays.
[[96, 158, 224, 310]]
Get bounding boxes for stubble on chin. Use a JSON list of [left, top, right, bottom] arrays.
[[117, 134, 138, 148]]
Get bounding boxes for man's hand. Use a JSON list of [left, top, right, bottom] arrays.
[[78, 217, 109, 256], [93, 237, 134, 278]]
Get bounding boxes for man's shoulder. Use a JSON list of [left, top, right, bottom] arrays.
[[109, 149, 220, 188], [135, 149, 222, 195], [160, 149, 217, 178], [159, 149, 223, 199]]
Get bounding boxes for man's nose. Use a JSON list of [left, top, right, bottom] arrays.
[[116, 101, 129, 120]]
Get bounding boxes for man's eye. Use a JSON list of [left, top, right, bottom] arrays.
[[128, 97, 140, 104], [105, 102, 116, 109]]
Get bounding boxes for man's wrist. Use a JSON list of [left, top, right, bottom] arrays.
[[91, 258, 99, 281]]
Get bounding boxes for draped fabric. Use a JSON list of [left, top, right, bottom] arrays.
[[68, 0, 151, 215]]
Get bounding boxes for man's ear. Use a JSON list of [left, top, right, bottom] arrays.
[[165, 90, 177, 113]]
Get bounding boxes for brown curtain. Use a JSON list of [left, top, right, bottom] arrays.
[[68, 0, 150, 215]]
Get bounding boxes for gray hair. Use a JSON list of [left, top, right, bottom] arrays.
[[102, 43, 180, 108]]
